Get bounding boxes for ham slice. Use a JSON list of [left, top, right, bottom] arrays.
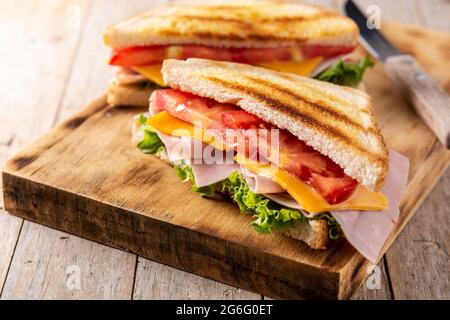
[[241, 165, 285, 194], [331, 151, 409, 263], [156, 132, 239, 187], [155, 131, 189, 162], [190, 163, 240, 187], [113, 67, 147, 85]]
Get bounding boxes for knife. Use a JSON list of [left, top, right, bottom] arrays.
[[345, 0, 450, 149]]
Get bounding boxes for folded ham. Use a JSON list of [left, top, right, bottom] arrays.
[[331, 151, 409, 262], [241, 165, 285, 194], [191, 163, 240, 187]]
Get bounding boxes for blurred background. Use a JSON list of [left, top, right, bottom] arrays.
[[0, 0, 448, 300]]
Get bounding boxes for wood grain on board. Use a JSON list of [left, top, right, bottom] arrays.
[[2, 21, 449, 299]]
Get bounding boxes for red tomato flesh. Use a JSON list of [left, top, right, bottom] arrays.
[[154, 89, 358, 204], [109, 44, 356, 67]]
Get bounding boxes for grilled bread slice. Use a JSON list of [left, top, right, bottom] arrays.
[[104, 0, 358, 49], [162, 58, 389, 191]]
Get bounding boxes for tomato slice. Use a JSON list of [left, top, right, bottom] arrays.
[[228, 47, 294, 64], [310, 174, 359, 204], [180, 45, 233, 61], [301, 44, 355, 59], [220, 111, 267, 129], [109, 46, 168, 67], [154, 89, 358, 204], [109, 44, 355, 67]]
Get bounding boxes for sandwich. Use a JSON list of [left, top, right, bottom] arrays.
[[133, 58, 409, 263], [104, 0, 361, 108]]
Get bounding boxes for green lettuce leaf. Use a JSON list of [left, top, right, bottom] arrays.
[[136, 114, 165, 155], [220, 171, 309, 233], [137, 81, 164, 91], [315, 55, 375, 87]]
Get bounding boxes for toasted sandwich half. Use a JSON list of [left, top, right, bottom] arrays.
[[104, 0, 359, 108], [132, 59, 409, 263]]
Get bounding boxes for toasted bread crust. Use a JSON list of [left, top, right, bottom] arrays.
[[107, 81, 153, 108], [162, 58, 389, 190], [284, 219, 328, 249], [104, 1, 358, 49]]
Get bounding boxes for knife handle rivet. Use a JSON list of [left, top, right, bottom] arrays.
[[415, 73, 427, 81], [403, 59, 413, 65]]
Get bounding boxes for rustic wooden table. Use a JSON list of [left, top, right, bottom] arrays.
[[0, 0, 448, 300]]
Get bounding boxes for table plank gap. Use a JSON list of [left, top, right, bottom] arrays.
[[133, 257, 260, 300]]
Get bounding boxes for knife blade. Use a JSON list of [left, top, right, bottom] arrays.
[[344, 0, 400, 62], [344, 0, 450, 149]]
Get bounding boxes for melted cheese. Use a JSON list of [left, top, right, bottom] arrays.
[[258, 57, 322, 76], [148, 111, 388, 213], [147, 111, 227, 151], [133, 57, 322, 87], [133, 64, 164, 86]]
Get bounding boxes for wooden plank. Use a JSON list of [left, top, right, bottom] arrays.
[[382, 4, 450, 300], [351, 259, 392, 300], [0, 212, 22, 295], [0, 0, 92, 296], [416, 0, 450, 30], [0, 221, 136, 299], [133, 257, 260, 300], [0, 0, 159, 300], [385, 171, 450, 299]]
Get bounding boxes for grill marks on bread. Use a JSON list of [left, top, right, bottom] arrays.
[[104, 2, 358, 49], [203, 75, 385, 163]]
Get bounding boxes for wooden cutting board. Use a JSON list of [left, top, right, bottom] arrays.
[[2, 21, 450, 299]]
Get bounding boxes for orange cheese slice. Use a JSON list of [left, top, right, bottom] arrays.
[[258, 57, 322, 76], [133, 57, 323, 87], [147, 111, 227, 151], [133, 64, 164, 86]]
